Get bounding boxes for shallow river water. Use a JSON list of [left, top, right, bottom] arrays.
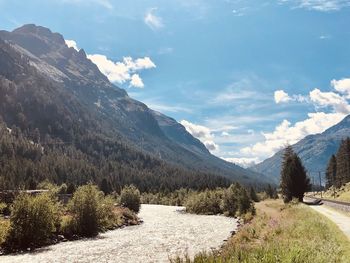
[[1, 204, 237, 263]]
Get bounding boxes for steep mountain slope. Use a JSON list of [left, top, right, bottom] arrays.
[[251, 115, 350, 182], [0, 36, 231, 191], [0, 24, 269, 185]]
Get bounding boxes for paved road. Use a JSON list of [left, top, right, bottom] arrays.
[[310, 205, 350, 240]]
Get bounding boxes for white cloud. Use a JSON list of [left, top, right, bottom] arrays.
[[158, 47, 174, 55], [280, 0, 350, 12], [309, 88, 350, 114], [274, 90, 291, 103], [331, 78, 350, 97], [274, 89, 308, 104], [213, 90, 257, 104], [60, 0, 113, 9], [144, 8, 164, 30], [180, 120, 219, 152], [223, 157, 260, 168], [124, 56, 156, 71], [241, 112, 345, 162], [245, 77, 350, 162], [65, 40, 79, 51], [87, 54, 156, 88], [64, 39, 156, 88], [130, 74, 144, 88]]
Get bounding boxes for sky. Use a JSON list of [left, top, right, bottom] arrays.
[[1, 0, 350, 167]]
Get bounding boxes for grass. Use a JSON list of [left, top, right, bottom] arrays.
[[320, 183, 350, 202], [173, 199, 350, 263]]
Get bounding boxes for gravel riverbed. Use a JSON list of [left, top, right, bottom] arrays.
[[1, 204, 237, 263]]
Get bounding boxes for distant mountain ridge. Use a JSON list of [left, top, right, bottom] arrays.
[[251, 115, 350, 183], [0, 24, 269, 185]]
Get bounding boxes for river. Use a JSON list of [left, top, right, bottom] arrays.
[[1, 204, 237, 263]]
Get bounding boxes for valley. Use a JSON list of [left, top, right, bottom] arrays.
[[0, 2, 350, 261]]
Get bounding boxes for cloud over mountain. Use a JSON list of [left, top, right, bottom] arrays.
[[180, 120, 219, 151]]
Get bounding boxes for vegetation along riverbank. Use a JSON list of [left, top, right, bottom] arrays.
[[0, 183, 140, 254]]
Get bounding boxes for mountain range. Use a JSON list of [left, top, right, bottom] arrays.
[[0, 24, 269, 188], [251, 115, 350, 183]]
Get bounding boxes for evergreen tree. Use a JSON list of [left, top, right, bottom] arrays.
[[265, 184, 274, 199], [280, 147, 311, 203], [66, 183, 76, 194], [325, 154, 337, 188], [100, 178, 111, 195], [335, 138, 350, 186], [249, 186, 259, 202]]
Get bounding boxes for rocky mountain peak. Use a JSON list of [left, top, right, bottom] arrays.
[[12, 24, 66, 46]]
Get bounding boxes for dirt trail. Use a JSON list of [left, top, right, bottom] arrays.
[[310, 205, 350, 240]]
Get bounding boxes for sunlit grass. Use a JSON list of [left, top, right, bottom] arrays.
[[320, 183, 350, 202], [173, 200, 350, 263]]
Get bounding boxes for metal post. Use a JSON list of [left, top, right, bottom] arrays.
[[333, 169, 336, 199], [319, 171, 322, 198]]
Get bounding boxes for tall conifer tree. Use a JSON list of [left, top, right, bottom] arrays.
[[335, 138, 350, 186], [280, 146, 311, 203], [325, 154, 337, 188]]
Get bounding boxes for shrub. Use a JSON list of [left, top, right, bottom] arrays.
[[67, 184, 120, 237], [0, 202, 7, 214], [0, 219, 10, 247], [185, 184, 255, 217], [68, 184, 101, 237], [59, 215, 76, 239], [66, 183, 76, 194], [37, 180, 58, 192], [98, 195, 118, 230], [58, 183, 67, 194], [5, 193, 59, 250], [185, 190, 222, 215], [120, 185, 141, 213]]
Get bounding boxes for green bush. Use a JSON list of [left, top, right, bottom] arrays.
[[59, 215, 76, 239], [68, 184, 102, 237], [5, 193, 59, 250], [98, 195, 118, 230], [0, 202, 7, 214], [184, 184, 255, 217], [120, 185, 141, 213], [185, 190, 222, 215], [0, 219, 10, 247], [58, 183, 68, 194], [222, 183, 254, 216], [68, 184, 119, 237]]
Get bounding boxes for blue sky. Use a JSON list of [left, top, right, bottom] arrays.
[[1, 0, 350, 166]]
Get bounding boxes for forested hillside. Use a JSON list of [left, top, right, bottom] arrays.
[[0, 120, 230, 191]]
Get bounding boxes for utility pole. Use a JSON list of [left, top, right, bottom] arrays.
[[333, 169, 336, 199], [319, 171, 322, 198]]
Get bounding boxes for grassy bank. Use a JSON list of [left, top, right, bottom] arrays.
[[174, 199, 350, 263], [318, 182, 350, 202]]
